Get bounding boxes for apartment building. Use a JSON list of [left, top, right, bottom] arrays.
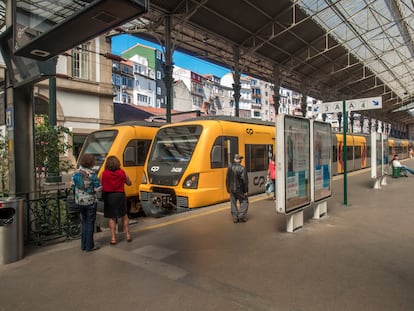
[[121, 44, 167, 108]]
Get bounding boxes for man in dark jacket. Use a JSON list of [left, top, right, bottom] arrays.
[[226, 154, 249, 223]]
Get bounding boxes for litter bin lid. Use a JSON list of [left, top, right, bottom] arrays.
[[0, 207, 15, 225], [0, 196, 23, 203]]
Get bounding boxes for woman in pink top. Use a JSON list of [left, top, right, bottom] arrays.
[[267, 154, 276, 200], [101, 156, 132, 245]]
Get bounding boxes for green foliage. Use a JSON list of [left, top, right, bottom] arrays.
[[0, 131, 8, 196], [0, 115, 74, 195], [34, 115, 74, 185]]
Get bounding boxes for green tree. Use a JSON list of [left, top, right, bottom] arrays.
[[34, 115, 74, 189]]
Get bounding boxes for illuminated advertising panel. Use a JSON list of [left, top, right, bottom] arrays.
[[280, 116, 311, 214], [313, 121, 332, 202]]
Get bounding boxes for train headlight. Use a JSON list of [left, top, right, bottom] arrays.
[[183, 173, 199, 189]]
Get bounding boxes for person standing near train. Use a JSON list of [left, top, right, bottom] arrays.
[[72, 153, 101, 252], [226, 154, 249, 223], [267, 154, 276, 200], [101, 155, 133, 245]]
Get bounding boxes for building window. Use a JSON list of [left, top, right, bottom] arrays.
[[157, 87, 161, 95], [137, 93, 149, 105], [156, 71, 162, 80], [72, 44, 89, 79], [112, 74, 122, 86]]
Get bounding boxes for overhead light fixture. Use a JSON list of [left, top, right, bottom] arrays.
[[13, 0, 149, 61]]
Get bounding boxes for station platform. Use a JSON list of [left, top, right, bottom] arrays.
[[1, 159, 414, 311]]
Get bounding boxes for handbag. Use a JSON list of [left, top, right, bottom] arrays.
[[66, 189, 79, 213], [265, 179, 274, 195]]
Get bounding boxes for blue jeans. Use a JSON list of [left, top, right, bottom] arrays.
[[79, 203, 97, 251], [401, 166, 414, 175]]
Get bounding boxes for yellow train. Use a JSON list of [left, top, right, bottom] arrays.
[[139, 116, 275, 217], [332, 133, 412, 175], [77, 121, 163, 215]]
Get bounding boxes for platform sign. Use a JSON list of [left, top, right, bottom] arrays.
[[313, 96, 382, 114], [312, 121, 332, 202], [276, 115, 311, 215]]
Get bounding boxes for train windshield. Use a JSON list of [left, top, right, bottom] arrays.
[[78, 130, 118, 168], [150, 125, 202, 163]]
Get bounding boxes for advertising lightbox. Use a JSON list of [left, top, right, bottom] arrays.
[[312, 121, 332, 202], [276, 115, 311, 214]]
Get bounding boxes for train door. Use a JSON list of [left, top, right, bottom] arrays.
[[346, 143, 355, 172], [344, 135, 355, 172], [122, 139, 152, 202], [244, 144, 270, 195], [211, 136, 238, 202], [353, 136, 366, 170]]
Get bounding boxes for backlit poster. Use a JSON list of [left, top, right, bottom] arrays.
[[284, 116, 311, 213], [313, 121, 332, 202]]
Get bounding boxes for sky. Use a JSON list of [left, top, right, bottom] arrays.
[[111, 34, 230, 77]]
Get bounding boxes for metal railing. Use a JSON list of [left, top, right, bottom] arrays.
[[20, 189, 81, 245]]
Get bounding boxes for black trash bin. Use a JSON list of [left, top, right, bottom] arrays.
[[0, 198, 24, 265]]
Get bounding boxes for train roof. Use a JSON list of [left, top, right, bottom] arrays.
[[176, 115, 275, 127], [108, 121, 165, 128]]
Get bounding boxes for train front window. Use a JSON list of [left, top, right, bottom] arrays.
[[151, 125, 202, 162], [79, 130, 118, 168]]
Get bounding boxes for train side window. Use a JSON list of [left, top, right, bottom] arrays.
[[124, 146, 135, 166], [210, 137, 223, 169], [355, 146, 361, 159], [347, 146, 353, 160], [211, 145, 222, 166], [332, 145, 337, 163], [136, 140, 151, 165], [244, 144, 268, 172], [210, 136, 238, 169], [123, 139, 152, 167]]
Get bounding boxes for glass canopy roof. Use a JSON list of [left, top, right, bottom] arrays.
[[297, 0, 414, 105], [0, 0, 412, 117]]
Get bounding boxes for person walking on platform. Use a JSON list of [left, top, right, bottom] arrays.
[[101, 155, 132, 245], [72, 153, 101, 252], [391, 154, 414, 176], [226, 154, 249, 223]]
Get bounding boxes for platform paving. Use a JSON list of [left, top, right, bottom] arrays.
[[1, 159, 414, 311]]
